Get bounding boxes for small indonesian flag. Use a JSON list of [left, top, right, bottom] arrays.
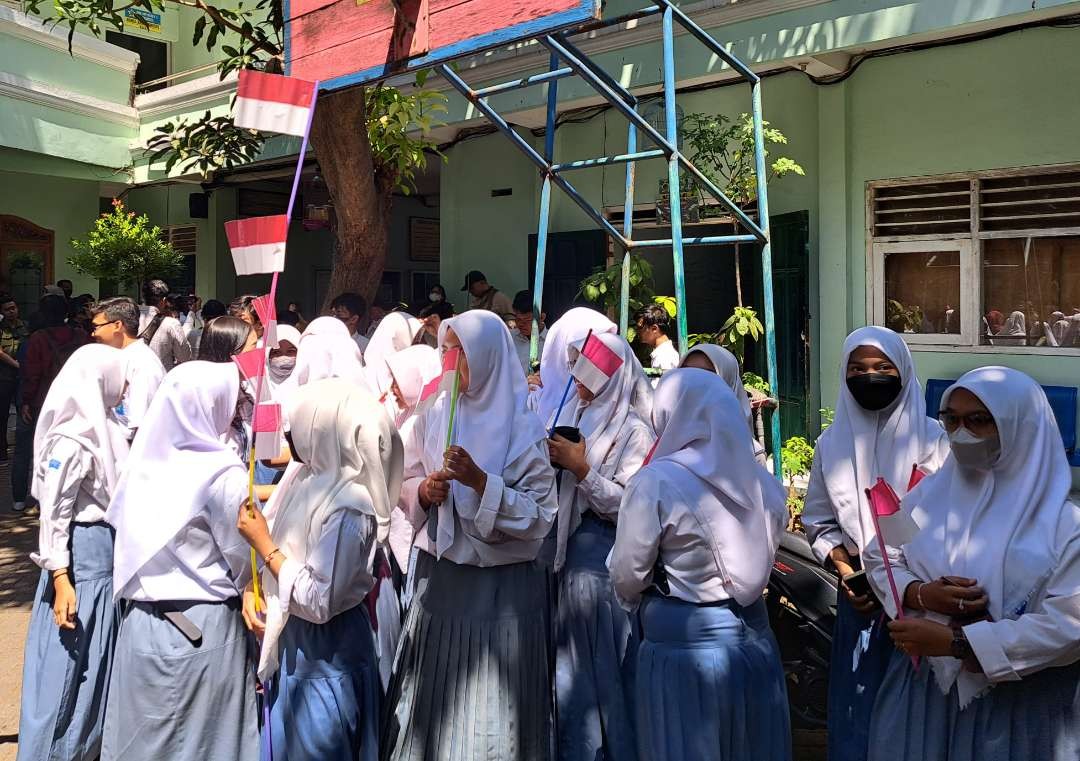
[[234, 70, 317, 137], [571, 333, 624, 396], [906, 463, 927, 492], [232, 348, 266, 382], [225, 215, 288, 275], [414, 347, 461, 415], [251, 294, 278, 349], [253, 402, 283, 459], [867, 478, 919, 548]]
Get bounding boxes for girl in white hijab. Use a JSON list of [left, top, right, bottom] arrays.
[[361, 311, 423, 398], [680, 343, 766, 463], [547, 332, 654, 761], [236, 379, 403, 761], [609, 368, 789, 761], [384, 310, 557, 761], [294, 317, 368, 388], [102, 361, 258, 761], [868, 367, 1080, 760], [802, 326, 949, 761], [266, 323, 301, 404], [531, 306, 617, 426], [18, 344, 129, 761]]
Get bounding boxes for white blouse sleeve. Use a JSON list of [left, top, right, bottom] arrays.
[[801, 452, 845, 565], [397, 414, 431, 529], [577, 421, 653, 522], [30, 438, 93, 570], [207, 469, 255, 586], [964, 505, 1080, 682], [463, 439, 557, 542], [277, 510, 375, 624], [608, 474, 663, 611]]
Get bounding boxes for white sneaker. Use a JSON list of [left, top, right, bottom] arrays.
[[12, 501, 25, 513]]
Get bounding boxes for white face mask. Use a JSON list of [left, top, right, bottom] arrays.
[[948, 426, 1001, 471], [269, 355, 296, 380], [429, 292, 443, 302]]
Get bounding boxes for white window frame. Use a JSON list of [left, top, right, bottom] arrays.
[[870, 238, 975, 347], [865, 165, 1080, 356]]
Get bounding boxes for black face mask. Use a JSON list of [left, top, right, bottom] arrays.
[[284, 430, 304, 464], [846, 373, 902, 411]]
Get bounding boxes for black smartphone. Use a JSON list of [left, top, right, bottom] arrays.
[[842, 570, 872, 598]]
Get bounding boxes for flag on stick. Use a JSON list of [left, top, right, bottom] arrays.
[[225, 215, 288, 275], [251, 294, 278, 349], [907, 463, 927, 492], [233, 348, 267, 382], [570, 332, 624, 395], [414, 347, 461, 416], [234, 69, 317, 137], [866, 477, 920, 668]]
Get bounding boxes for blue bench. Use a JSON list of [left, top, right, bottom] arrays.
[[925, 378, 1080, 467]]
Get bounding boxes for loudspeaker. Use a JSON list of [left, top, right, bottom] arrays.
[[188, 192, 209, 218]]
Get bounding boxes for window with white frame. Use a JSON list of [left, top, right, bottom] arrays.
[[867, 166, 1080, 353]]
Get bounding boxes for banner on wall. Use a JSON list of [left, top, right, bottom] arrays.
[[123, 8, 162, 34]]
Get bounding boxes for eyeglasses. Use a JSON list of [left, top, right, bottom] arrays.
[[938, 410, 997, 435], [90, 319, 119, 334]]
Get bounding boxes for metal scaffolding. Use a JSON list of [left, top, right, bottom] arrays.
[[437, 0, 782, 474]]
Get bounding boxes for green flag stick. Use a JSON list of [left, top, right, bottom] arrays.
[[444, 351, 462, 450]]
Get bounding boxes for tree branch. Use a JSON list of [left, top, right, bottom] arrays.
[[191, 0, 280, 56]]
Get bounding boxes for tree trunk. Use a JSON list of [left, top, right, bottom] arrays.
[[309, 87, 392, 312]]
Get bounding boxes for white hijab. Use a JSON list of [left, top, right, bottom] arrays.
[[900, 367, 1075, 704], [1001, 310, 1027, 337], [107, 361, 245, 597], [815, 326, 949, 555], [385, 345, 441, 427], [554, 332, 653, 571], [421, 310, 548, 558], [647, 368, 787, 606], [294, 317, 368, 388], [535, 307, 618, 426], [32, 344, 129, 505], [684, 343, 753, 430], [266, 324, 302, 407], [362, 312, 423, 395], [257, 379, 404, 679]]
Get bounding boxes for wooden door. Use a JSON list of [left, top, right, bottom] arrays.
[[0, 216, 54, 319]]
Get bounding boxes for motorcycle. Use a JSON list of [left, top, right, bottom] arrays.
[[766, 530, 836, 730]]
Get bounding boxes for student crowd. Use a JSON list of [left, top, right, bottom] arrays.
[[13, 272, 1080, 761]]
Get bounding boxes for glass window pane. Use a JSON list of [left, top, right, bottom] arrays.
[[883, 250, 961, 335], [982, 237, 1080, 348]]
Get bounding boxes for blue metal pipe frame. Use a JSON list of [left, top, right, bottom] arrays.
[[434, 3, 783, 475]]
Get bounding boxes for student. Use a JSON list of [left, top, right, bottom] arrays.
[[635, 303, 679, 371], [17, 344, 129, 761], [609, 368, 790, 761], [384, 309, 557, 761], [266, 323, 301, 407], [510, 289, 546, 375], [102, 362, 259, 761], [229, 294, 264, 340], [237, 380, 403, 761], [801, 326, 949, 761], [329, 292, 370, 354], [361, 311, 423, 415], [548, 332, 654, 761], [138, 279, 191, 370], [532, 306, 618, 426], [681, 343, 764, 462], [294, 316, 367, 387], [90, 297, 165, 437], [867, 367, 1080, 760], [417, 301, 453, 348]]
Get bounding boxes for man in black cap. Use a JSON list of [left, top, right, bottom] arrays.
[[461, 270, 514, 321]]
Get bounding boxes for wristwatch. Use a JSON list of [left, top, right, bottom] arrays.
[[950, 627, 973, 660]]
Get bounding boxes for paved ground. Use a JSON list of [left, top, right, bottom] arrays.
[[0, 458, 37, 761]]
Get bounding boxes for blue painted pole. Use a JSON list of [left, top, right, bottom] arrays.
[[751, 79, 783, 479], [472, 66, 574, 98], [620, 103, 638, 337], [662, 6, 688, 359], [631, 234, 759, 248], [531, 52, 560, 371]]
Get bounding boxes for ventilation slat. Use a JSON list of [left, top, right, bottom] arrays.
[[872, 180, 972, 237]]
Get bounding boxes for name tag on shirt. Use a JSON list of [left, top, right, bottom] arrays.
[[48, 459, 61, 470]]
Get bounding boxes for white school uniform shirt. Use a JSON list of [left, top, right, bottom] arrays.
[[802, 326, 949, 565], [397, 310, 557, 567], [649, 339, 680, 371], [352, 331, 370, 357], [120, 339, 165, 433], [512, 327, 545, 375], [31, 344, 129, 570], [609, 369, 786, 611], [871, 367, 1080, 707]]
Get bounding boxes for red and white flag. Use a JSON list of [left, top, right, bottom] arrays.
[[251, 294, 278, 349], [414, 347, 461, 415], [570, 333, 624, 395], [234, 69, 317, 137], [232, 348, 266, 382], [253, 401, 283, 459], [867, 478, 919, 549], [225, 215, 288, 276]]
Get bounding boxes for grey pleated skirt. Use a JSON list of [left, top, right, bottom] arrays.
[[18, 522, 117, 761], [554, 514, 637, 761], [101, 598, 259, 761], [381, 551, 552, 761], [868, 648, 1080, 761]]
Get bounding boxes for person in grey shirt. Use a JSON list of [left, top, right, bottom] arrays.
[[138, 279, 192, 370]]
